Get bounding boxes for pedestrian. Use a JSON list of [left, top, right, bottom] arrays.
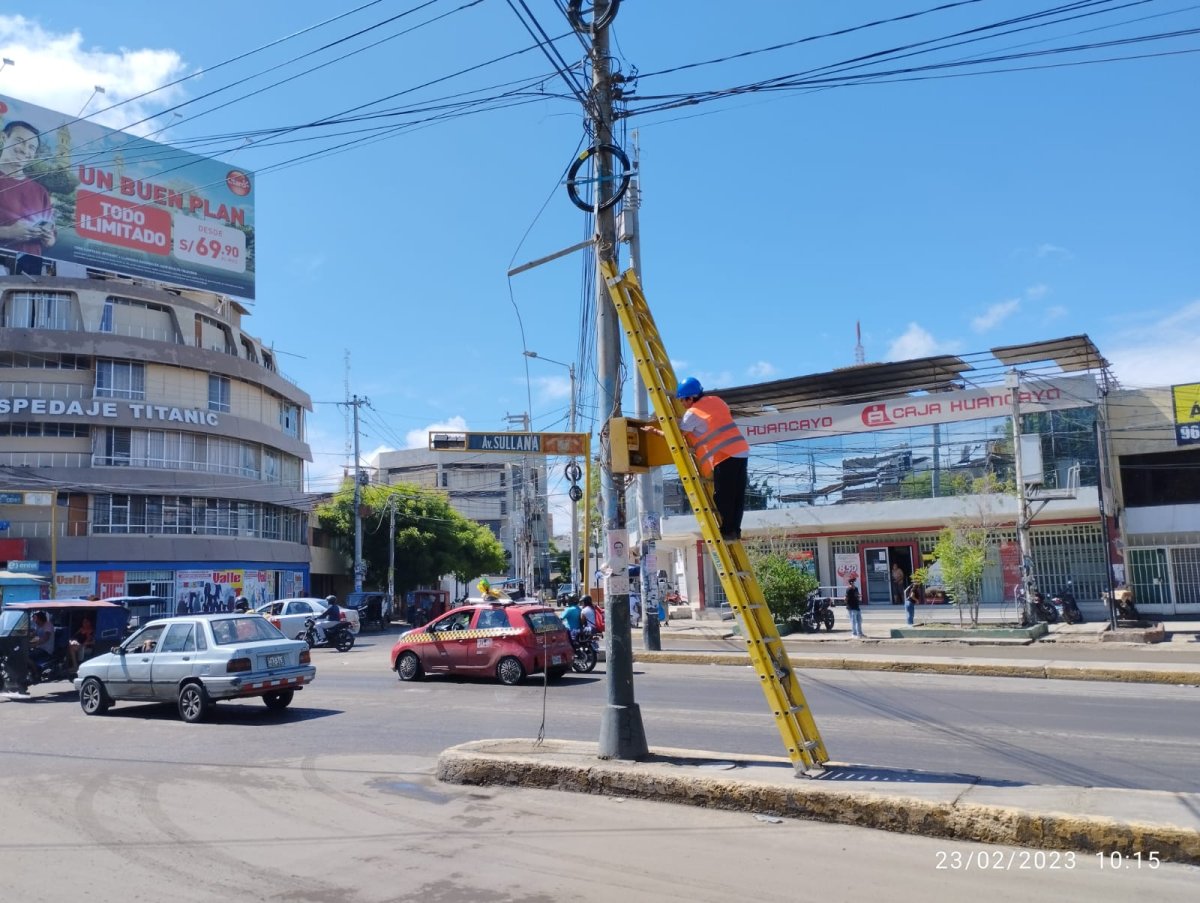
[[845, 576, 863, 638], [891, 562, 906, 605], [656, 376, 750, 542], [904, 583, 920, 626]]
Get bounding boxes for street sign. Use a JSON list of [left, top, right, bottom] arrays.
[[0, 521, 9, 531], [429, 431, 587, 456]]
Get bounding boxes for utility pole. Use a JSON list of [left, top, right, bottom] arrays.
[[506, 411, 533, 590], [1008, 371, 1036, 624], [589, 2, 648, 759], [387, 494, 396, 611], [622, 134, 661, 651], [347, 394, 368, 594]]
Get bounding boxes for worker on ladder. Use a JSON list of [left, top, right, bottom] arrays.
[[674, 377, 750, 542]]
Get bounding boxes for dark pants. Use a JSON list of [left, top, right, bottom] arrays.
[[714, 456, 748, 539]]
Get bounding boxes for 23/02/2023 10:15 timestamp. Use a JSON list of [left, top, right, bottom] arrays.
[[936, 850, 1164, 870]]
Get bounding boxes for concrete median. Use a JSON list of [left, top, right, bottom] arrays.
[[438, 738, 1200, 865], [632, 650, 1200, 685]]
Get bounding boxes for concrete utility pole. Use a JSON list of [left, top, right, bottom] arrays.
[[350, 394, 368, 594], [387, 495, 396, 609], [622, 136, 662, 651], [1008, 372, 1036, 624], [590, 3, 648, 759]]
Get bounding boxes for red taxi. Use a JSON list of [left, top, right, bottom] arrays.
[[391, 601, 572, 685]]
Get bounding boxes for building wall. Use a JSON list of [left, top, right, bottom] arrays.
[[0, 274, 315, 603]]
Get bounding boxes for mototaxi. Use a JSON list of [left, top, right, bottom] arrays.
[[0, 600, 130, 691]]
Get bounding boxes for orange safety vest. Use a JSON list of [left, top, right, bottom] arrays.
[[684, 396, 750, 477]]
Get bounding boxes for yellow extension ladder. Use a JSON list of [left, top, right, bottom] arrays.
[[601, 260, 830, 774]]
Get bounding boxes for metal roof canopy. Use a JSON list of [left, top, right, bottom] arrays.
[[716, 354, 974, 417], [990, 334, 1106, 373]]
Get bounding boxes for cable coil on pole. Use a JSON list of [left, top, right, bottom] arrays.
[[566, 143, 631, 212], [567, 0, 620, 33]]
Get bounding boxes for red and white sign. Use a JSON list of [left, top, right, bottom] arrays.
[[75, 190, 172, 255], [739, 375, 1097, 446]]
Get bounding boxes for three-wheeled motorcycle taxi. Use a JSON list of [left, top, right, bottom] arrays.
[[0, 600, 129, 691]]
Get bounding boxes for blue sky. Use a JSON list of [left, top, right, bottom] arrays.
[[1, 1, 1197, 528]]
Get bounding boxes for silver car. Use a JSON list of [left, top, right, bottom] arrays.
[[74, 614, 316, 723]]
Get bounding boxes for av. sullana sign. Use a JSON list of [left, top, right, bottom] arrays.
[[739, 375, 1097, 446]]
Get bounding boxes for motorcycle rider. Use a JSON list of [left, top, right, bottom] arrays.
[[314, 595, 343, 644], [234, 596, 251, 613], [560, 595, 583, 640], [29, 611, 55, 668]]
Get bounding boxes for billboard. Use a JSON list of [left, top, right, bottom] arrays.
[[1171, 383, 1200, 446], [0, 94, 255, 298]]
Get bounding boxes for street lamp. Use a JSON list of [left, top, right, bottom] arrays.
[[524, 350, 579, 595], [78, 85, 106, 117]]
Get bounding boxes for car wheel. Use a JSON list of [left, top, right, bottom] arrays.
[[263, 689, 294, 711], [546, 666, 568, 680], [497, 655, 526, 686], [79, 677, 110, 715], [177, 682, 209, 723], [335, 631, 355, 653], [396, 651, 423, 681]]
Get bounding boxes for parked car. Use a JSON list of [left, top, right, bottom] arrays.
[[74, 614, 315, 722], [344, 591, 392, 632], [256, 598, 360, 638], [391, 601, 573, 685]]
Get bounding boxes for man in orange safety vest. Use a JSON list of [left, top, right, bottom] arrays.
[[675, 376, 750, 541]]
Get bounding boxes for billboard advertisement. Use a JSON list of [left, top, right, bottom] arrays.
[[0, 93, 255, 298]]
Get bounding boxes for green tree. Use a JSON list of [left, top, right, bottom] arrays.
[[316, 481, 507, 594], [751, 552, 819, 624]]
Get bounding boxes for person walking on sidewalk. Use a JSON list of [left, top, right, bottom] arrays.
[[845, 576, 863, 638]]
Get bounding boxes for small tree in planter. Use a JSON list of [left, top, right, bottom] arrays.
[[751, 552, 819, 628], [930, 524, 989, 626]]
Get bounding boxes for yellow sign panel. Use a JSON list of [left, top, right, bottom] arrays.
[[1172, 383, 1200, 424]]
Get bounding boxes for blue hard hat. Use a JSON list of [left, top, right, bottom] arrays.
[[676, 376, 703, 399]]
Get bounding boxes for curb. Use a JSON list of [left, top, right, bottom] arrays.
[[631, 650, 1200, 685], [437, 740, 1200, 865]]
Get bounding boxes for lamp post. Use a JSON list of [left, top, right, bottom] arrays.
[[524, 350, 579, 595]]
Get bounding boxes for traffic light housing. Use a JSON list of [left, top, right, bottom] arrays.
[[608, 417, 673, 474]]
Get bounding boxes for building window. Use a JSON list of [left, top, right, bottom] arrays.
[[95, 359, 145, 399], [500, 500, 508, 516], [2, 291, 74, 330], [99, 300, 114, 332], [440, 471, 449, 488], [279, 400, 299, 437], [208, 374, 231, 413]]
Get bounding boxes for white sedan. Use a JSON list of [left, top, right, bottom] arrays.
[[256, 598, 361, 639]]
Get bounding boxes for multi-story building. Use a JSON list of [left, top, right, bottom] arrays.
[[371, 447, 550, 590], [654, 336, 1193, 617], [0, 269, 314, 608]]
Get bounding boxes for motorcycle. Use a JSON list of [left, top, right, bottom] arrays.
[[571, 626, 599, 673], [1017, 587, 1059, 626], [799, 592, 835, 633], [1052, 581, 1084, 625], [299, 617, 355, 652]]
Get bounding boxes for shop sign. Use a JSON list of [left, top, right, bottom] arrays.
[[0, 398, 219, 427], [740, 375, 1098, 446], [5, 560, 41, 572], [1171, 383, 1200, 446]]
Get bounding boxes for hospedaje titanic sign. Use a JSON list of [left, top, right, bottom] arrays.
[[0, 396, 220, 426]]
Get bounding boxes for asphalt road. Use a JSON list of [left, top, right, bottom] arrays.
[[2, 641, 1197, 901]]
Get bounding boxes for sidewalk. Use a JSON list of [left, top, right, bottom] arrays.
[[438, 738, 1200, 865], [633, 615, 1200, 685]]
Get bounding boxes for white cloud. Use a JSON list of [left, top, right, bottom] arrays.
[[972, 298, 1020, 333], [1025, 284, 1049, 300], [1036, 243, 1073, 260], [1106, 299, 1200, 387], [530, 373, 571, 403], [887, 323, 958, 361], [747, 360, 778, 380], [0, 16, 189, 134], [404, 415, 467, 450], [1044, 304, 1067, 321]]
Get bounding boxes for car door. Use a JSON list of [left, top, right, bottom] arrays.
[[151, 622, 200, 700], [457, 608, 510, 673], [111, 624, 166, 699], [281, 600, 317, 639], [423, 609, 475, 672]]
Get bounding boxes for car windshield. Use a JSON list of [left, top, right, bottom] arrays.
[[211, 616, 285, 645], [525, 611, 566, 634]]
